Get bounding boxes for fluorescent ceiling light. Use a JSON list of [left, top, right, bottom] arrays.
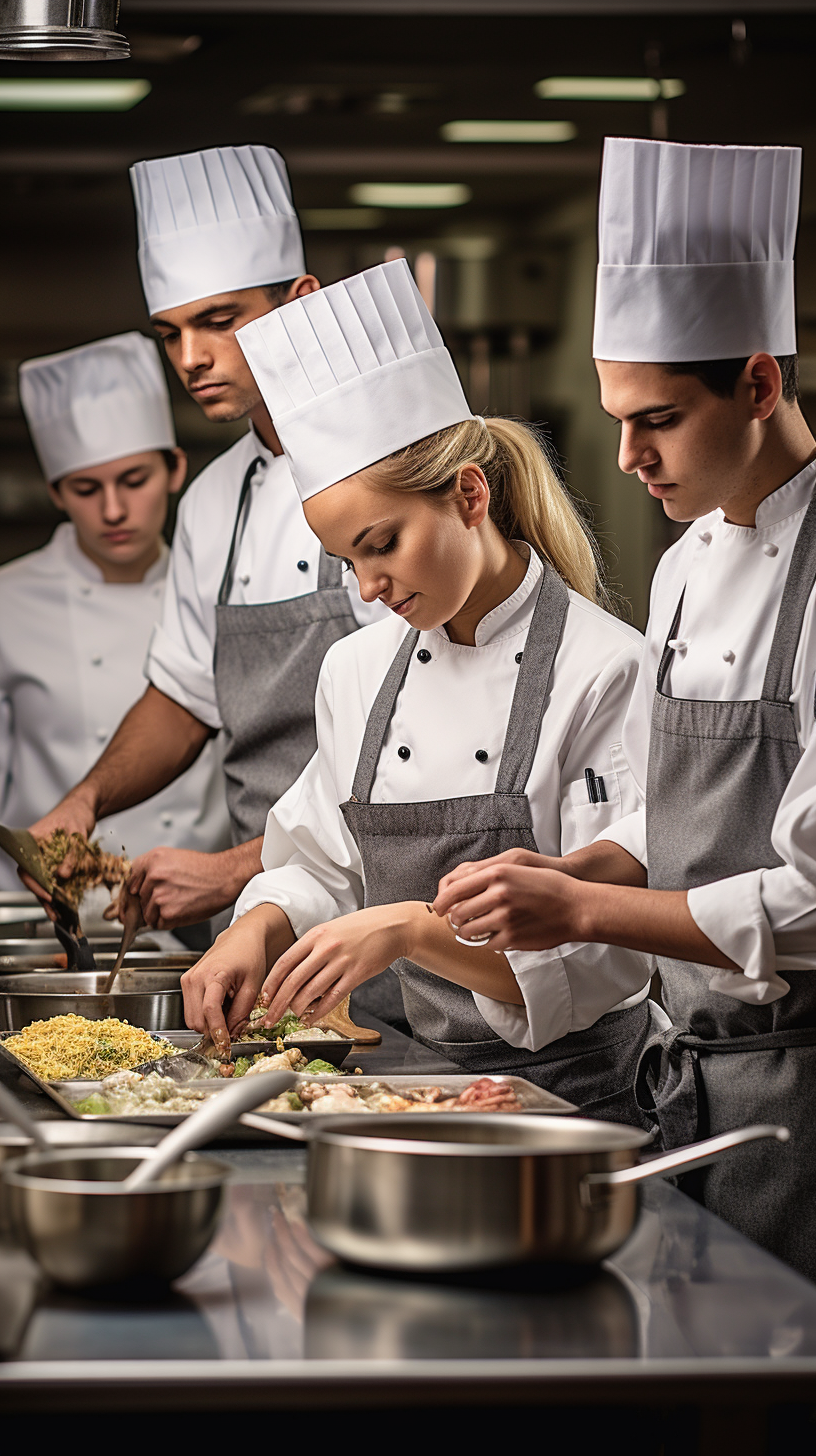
[[441, 120, 576, 144], [350, 182, 471, 209], [0, 79, 151, 111], [300, 208, 385, 230], [534, 77, 685, 102]]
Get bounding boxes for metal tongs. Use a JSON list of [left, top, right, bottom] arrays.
[[0, 824, 96, 971]]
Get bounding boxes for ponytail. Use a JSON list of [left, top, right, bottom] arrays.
[[368, 415, 610, 609]]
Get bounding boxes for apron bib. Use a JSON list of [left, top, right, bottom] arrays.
[[641, 488, 816, 1277], [213, 457, 358, 845], [342, 557, 657, 1123]]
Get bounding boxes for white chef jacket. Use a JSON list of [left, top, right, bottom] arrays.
[[235, 548, 653, 1051], [598, 458, 816, 1004], [146, 424, 386, 731], [0, 522, 230, 891]]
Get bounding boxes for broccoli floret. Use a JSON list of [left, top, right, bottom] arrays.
[[232, 1057, 251, 1077], [73, 1093, 110, 1115]]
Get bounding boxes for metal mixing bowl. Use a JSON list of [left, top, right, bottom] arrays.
[[3, 1146, 228, 1288], [0, 1120, 162, 1234], [0, 971, 185, 1030]]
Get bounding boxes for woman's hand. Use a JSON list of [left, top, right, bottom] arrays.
[[258, 904, 417, 1028], [433, 853, 585, 952], [181, 904, 295, 1052]]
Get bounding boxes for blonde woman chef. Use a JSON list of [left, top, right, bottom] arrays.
[[0, 332, 229, 896], [181, 260, 662, 1120]]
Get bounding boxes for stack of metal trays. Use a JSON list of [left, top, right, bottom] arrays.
[[0, 944, 198, 971], [0, 892, 49, 939]]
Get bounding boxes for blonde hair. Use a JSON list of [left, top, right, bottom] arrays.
[[367, 415, 610, 608]]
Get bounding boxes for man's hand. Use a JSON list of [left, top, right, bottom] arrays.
[[127, 846, 241, 929], [23, 789, 99, 904], [181, 903, 296, 1051], [433, 852, 584, 952]]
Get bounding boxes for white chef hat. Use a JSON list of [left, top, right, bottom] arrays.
[[130, 145, 306, 316], [19, 332, 176, 484], [236, 258, 473, 503], [593, 137, 801, 362]]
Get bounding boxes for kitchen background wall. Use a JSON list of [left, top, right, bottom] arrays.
[[3, 0, 816, 625]]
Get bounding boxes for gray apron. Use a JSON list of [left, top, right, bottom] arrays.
[[213, 456, 358, 844], [342, 557, 658, 1123], [212, 456, 405, 1028], [639, 489, 816, 1278]]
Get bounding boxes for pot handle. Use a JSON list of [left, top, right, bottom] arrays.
[[582, 1123, 788, 1202], [239, 1111, 311, 1142]]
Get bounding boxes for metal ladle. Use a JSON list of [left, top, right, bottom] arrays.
[[0, 824, 96, 971], [122, 1067, 298, 1189]]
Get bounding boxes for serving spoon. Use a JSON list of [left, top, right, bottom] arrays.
[[122, 1067, 298, 1189]]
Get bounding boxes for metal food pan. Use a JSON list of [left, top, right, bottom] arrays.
[[0, 1028, 182, 1112], [0, 972, 185, 1031], [0, 945, 198, 972], [43, 1072, 577, 1127]]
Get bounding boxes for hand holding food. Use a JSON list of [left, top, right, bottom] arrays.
[[181, 905, 294, 1054], [258, 903, 414, 1028]]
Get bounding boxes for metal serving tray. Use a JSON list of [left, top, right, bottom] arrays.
[[26, 1072, 575, 1126]]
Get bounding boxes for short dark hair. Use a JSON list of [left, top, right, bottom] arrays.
[[665, 355, 800, 405], [262, 279, 297, 307]]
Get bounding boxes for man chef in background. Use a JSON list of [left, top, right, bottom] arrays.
[[30, 145, 387, 956], [1, 332, 230, 918], [434, 137, 816, 1280]]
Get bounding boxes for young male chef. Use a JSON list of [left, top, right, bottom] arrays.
[[30, 146, 386, 948], [1, 332, 230, 898], [434, 138, 816, 1279]]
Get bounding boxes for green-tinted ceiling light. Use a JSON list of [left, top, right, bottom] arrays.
[[0, 78, 150, 109], [534, 77, 685, 102], [350, 183, 471, 209], [441, 120, 577, 144], [0, 1, 129, 61]]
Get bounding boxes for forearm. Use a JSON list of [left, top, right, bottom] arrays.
[[77, 685, 211, 821], [576, 881, 737, 969], [405, 901, 525, 1004], [218, 838, 265, 904], [559, 840, 648, 887]]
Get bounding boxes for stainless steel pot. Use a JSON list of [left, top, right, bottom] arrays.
[[240, 1112, 788, 1271], [0, 971, 184, 1030], [0, 942, 194, 968], [3, 1147, 228, 1288]]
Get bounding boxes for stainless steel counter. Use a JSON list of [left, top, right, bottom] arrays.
[[2, 1020, 816, 1442]]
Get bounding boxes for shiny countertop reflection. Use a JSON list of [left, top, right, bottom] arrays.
[[7, 1165, 816, 1367]]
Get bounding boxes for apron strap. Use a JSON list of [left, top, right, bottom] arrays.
[[317, 550, 344, 590], [217, 456, 263, 607], [762, 483, 816, 705], [351, 627, 419, 803], [494, 556, 569, 796], [656, 590, 685, 694]]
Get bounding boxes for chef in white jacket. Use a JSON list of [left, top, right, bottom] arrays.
[[181, 259, 660, 1119], [30, 145, 385, 942], [0, 331, 230, 895], [434, 139, 816, 1279]]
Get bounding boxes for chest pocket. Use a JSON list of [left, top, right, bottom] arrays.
[[561, 744, 625, 852]]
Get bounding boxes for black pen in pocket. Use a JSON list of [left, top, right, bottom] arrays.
[[584, 768, 608, 804]]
